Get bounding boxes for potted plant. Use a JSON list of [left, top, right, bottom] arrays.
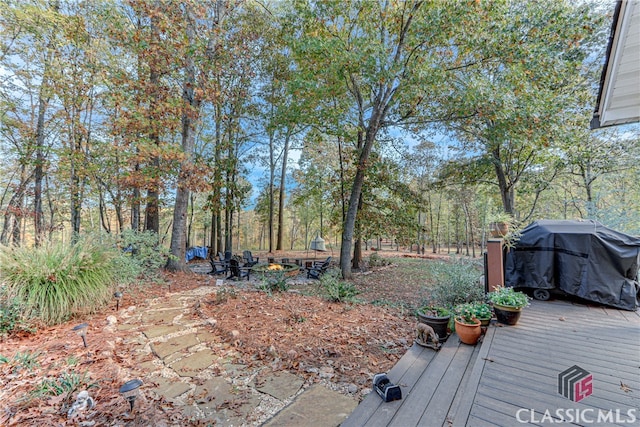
[[453, 303, 482, 345], [417, 258, 485, 342], [487, 286, 530, 325], [472, 301, 492, 326], [488, 212, 513, 238], [487, 212, 522, 248], [416, 305, 451, 342]]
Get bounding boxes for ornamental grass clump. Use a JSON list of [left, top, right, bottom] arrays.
[[0, 239, 117, 325]]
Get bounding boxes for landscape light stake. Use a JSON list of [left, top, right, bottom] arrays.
[[72, 323, 89, 348], [119, 379, 143, 413], [114, 291, 123, 311]]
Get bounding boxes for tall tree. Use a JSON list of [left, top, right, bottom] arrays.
[[166, 1, 203, 271], [287, 1, 476, 278], [442, 1, 604, 216]]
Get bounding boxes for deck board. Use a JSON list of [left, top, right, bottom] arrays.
[[343, 299, 640, 427], [341, 334, 479, 427], [456, 300, 640, 427]]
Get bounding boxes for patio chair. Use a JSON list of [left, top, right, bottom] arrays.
[[243, 250, 260, 267], [307, 256, 332, 279], [209, 259, 228, 275], [210, 251, 232, 276], [228, 259, 251, 281]]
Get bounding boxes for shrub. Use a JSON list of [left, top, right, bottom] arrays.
[[112, 230, 170, 283], [0, 239, 116, 325], [321, 269, 359, 303], [369, 252, 391, 267], [257, 271, 289, 294], [215, 286, 237, 304], [427, 258, 484, 309], [0, 286, 34, 337]]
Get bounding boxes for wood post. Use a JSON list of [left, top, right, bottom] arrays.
[[486, 239, 505, 292]]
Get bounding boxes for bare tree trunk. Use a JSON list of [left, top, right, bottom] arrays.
[[341, 107, 384, 278], [167, 4, 200, 272], [492, 146, 515, 214], [268, 130, 275, 253], [276, 132, 290, 251], [144, 10, 161, 234], [352, 192, 364, 269], [99, 188, 111, 233], [33, 76, 49, 247]]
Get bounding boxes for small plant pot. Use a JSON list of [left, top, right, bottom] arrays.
[[489, 222, 509, 238], [477, 316, 491, 327], [454, 318, 482, 345], [417, 313, 450, 342], [493, 304, 522, 325]]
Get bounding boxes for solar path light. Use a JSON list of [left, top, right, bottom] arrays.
[[119, 379, 143, 412], [72, 323, 89, 348], [113, 291, 123, 311]]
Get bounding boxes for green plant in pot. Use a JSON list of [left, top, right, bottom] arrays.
[[453, 303, 482, 345], [417, 258, 484, 342], [487, 212, 521, 248], [416, 305, 451, 342], [487, 286, 530, 325], [472, 302, 492, 326]]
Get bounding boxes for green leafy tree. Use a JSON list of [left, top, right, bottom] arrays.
[[286, 1, 478, 278], [442, 1, 604, 216]]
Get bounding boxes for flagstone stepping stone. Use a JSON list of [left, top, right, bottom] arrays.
[[195, 330, 218, 345], [222, 363, 247, 378], [192, 378, 236, 404], [169, 348, 217, 377], [151, 333, 199, 360], [255, 372, 304, 401], [136, 360, 159, 372], [263, 384, 357, 427], [197, 393, 262, 425], [141, 308, 183, 324], [149, 375, 192, 400], [142, 325, 184, 339]]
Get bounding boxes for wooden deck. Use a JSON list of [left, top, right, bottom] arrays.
[[342, 300, 640, 427], [341, 327, 481, 427]]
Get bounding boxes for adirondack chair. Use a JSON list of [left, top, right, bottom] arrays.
[[209, 259, 228, 275], [307, 256, 332, 279], [208, 252, 225, 276], [242, 250, 259, 267], [227, 259, 251, 281], [209, 251, 232, 275]]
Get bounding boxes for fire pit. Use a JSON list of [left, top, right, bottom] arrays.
[[252, 263, 300, 278]]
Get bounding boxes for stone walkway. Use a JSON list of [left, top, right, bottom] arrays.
[[115, 275, 357, 426]]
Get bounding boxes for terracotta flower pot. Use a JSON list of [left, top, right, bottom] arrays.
[[489, 221, 509, 238], [478, 316, 491, 327], [454, 318, 482, 345]]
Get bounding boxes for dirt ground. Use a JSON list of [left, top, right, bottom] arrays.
[[0, 250, 452, 426]]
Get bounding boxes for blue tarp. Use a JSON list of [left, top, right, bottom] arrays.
[[186, 246, 208, 262]]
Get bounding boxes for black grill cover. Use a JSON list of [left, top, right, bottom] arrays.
[[505, 220, 640, 310]]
